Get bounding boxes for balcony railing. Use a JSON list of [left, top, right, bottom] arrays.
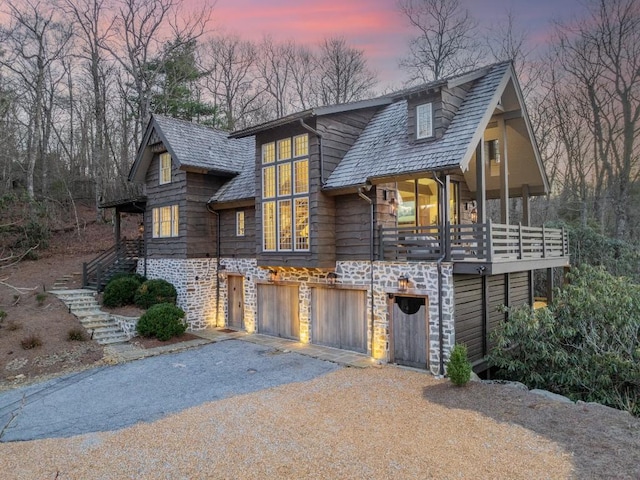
[[379, 221, 568, 263]]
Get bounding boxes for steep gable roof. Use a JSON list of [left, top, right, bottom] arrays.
[[207, 140, 256, 204], [324, 62, 514, 190], [128, 114, 254, 182]]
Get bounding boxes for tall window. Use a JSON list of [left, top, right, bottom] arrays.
[[236, 211, 245, 237], [262, 134, 309, 252], [152, 205, 179, 238], [159, 152, 172, 184], [416, 103, 433, 139]]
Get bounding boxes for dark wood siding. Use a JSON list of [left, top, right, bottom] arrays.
[[219, 207, 256, 258], [144, 151, 187, 258], [455, 271, 532, 364], [335, 193, 372, 261], [509, 271, 531, 307], [186, 172, 224, 258], [454, 275, 484, 363]]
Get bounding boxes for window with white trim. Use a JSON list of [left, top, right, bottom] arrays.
[[416, 103, 433, 139], [236, 211, 245, 237], [159, 152, 172, 184], [152, 205, 179, 238], [261, 134, 309, 252]]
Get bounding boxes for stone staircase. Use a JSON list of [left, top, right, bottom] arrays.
[[49, 289, 129, 345]]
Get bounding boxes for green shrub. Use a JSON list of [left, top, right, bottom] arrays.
[[67, 328, 86, 341], [136, 303, 186, 341], [103, 276, 143, 308], [0, 310, 6, 322], [35, 293, 47, 305], [488, 265, 640, 416], [108, 272, 146, 284], [134, 279, 177, 309], [446, 344, 472, 386]]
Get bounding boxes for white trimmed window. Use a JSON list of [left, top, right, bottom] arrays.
[[416, 103, 433, 139], [152, 205, 179, 238], [261, 134, 310, 252], [159, 152, 172, 184], [236, 211, 245, 237]]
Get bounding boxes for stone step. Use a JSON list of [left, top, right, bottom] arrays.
[[92, 325, 123, 335], [65, 301, 101, 309], [93, 334, 129, 345], [74, 309, 106, 318]]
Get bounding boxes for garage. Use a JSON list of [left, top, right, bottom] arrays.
[[311, 287, 367, 353], [257, 284, 299, 340], [390, 296, 428, 369]]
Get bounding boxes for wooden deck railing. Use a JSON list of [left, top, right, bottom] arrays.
[[379, 221, 568, 263], [82, 239, 144, 290]]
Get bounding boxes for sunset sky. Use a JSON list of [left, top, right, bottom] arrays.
[[210, 0, 585, 86]]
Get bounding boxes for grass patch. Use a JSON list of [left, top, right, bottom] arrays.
[[67, 328, 86, 341]]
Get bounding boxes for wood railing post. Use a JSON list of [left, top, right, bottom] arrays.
[[96, 264, 102, 292], [518, 222, 523, 259], [378, 225, 384, 261], [486, 219, 493, 262], [444, 223, 451, 261], [562, 226, 568, 256], [542, 225, 547, 258], [82, 262, 87, 288]]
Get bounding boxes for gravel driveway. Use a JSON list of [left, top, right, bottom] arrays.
[[0, 340, 339, 442], [1, 340, 638, 479]]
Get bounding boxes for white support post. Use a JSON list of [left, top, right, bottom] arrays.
[[499, 118, 509, 225]]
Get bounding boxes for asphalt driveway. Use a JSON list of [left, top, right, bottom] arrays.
[[0, 340, 340, 442]]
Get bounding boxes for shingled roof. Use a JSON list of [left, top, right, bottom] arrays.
[[129, 115, 254, 182], [324, 62, 512, 190], [208, 138, 256, 204]]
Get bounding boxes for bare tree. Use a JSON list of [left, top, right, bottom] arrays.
[[201, 34, 265, 130], [0, 0, 72, 199], [315, 37, 377, 105], [552, 0, 640, 240], [257, 36, 294, 118], [398, 0, 484, 83]]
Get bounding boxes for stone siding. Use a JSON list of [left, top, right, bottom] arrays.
[[111, 314, 139, 339], [137, 258, 455, 372]]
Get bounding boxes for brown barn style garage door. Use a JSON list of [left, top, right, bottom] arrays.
[[257, 284, 299, 340], [391, 296, 428, 369], [311, 288, 367, 353]]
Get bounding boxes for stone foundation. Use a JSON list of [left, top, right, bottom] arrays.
[[137, 257, 455, 372]]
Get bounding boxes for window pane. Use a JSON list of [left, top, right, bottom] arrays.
[[295, 198, 309, 251], [171, 205, 179, 237], [263, 201, 276, 251], [160, 153, 171, 184], [236, 211, 245, 236], [294, 159, 309, 194], [294, 134, 308, 157], [262, 142, 275, 164], [152, 208, 159, 238], [262, 166, 275, 199], [278, 163, 292, 196], [277, 138, 291, 160], [416, 103, 432, 139], [278, 200, 292, 250]]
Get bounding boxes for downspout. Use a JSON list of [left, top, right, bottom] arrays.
[[299, 119, 325, 186], [206, 202, 222, 328], [357, 185, 375, 358], [432, 172, 447, 376]]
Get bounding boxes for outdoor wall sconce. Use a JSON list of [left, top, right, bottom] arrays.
[[268, 269, 278, 282], [470, 208, 478, 223], [389, 197, 397, 217], [327, 272, 338, 286], [217, 264, 226, 280], [398, 274, 409, 291]]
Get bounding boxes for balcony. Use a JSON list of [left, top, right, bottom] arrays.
[[379, 221, 569, 274]]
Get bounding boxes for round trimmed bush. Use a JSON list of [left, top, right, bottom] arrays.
[[134, 279, 177, 309], [108, 272, 147, 285], [136, 303, 186, 341], [103, 276, 143, 308]]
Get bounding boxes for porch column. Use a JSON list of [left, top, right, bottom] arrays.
[[499, 118, 509, 225], [522, 184, 531, 227], [475, 140, 486, 223], [443, 174, 451, 260], [114, 209, 121, 244]]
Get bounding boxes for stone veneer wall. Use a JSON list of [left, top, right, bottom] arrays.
[[111, 314, 139, 339], [137, 258, 455, 373], [217, 258, 455, 374], [137, 258, 219, 330]]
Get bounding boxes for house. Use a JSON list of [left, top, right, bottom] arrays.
[[120, 61, 568, 374]]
